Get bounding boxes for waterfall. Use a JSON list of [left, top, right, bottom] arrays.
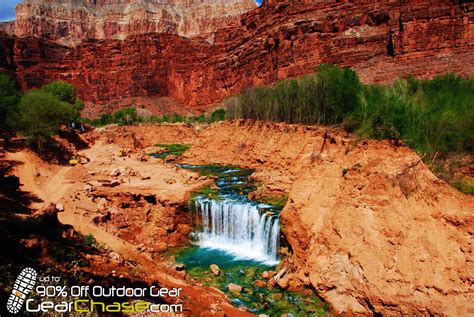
[[194, 198, 280, 265]]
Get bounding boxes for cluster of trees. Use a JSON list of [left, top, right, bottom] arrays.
[[227, 64, 360, 126], [227, 64, 473, 156], [86, 107, 227, 126], [0, 74, 83, 150], [0, 72, 228, 152]]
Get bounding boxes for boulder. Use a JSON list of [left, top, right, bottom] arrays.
[[165, 154, 178, 162], [210, 264, 220, 276], [55, 203, 65, 211], [252, 280, 267, 288], [174, 263, 186, 271], [227, 283, 242, 293], [102, 180, 120, 187], [109, 252, 124, 266], [276, 276, 289, 290], [155, 242, 168, 253]]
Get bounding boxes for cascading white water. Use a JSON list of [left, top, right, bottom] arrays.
[[194, 198, 280, 265]]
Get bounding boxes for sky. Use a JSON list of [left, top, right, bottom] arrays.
[[0, 0, 21, 21]]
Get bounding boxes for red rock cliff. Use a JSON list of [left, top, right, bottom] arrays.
[[1, 0, 473, 117], [14, 0, 256, 46]]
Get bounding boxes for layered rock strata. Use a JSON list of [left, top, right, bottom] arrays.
[[0, 0, 472, 116]]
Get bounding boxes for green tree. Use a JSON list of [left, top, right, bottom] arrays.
[[315, 64, 361, 125], [16, 90, 75, 149], [42, 81, 84, 122], [0, 73, 19, 132]]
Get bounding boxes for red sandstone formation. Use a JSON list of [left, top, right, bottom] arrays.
[[0, 0, 473, 117]]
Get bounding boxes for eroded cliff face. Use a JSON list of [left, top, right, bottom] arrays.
[[1, 0, 473, 116], [175, 120, 474, 316], [14, 0, 256, 46], [0, 21, 14, 36]]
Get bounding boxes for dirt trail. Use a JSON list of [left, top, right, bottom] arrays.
[[6, 151, 72, 209], [6, 140, 253, 316]]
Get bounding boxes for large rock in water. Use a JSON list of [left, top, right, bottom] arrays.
[[210, 264, 220, 276], [0, 0, 473, 117], [227, 283, 242, 293]]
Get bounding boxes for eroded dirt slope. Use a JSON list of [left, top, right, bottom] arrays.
[[177, 121, 473, 316]]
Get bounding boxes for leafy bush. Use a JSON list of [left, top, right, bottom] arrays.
[[228, 66, 473, 157], [89, 108, 227, 126], [154, 143, 191, 158], [113, 107, 138, 125], [354, 74, 473, 155], [90, 113, 113, 126], [209, 108, 226, 122]]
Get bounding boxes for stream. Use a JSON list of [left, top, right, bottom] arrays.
[[175, 164, 328, 316]]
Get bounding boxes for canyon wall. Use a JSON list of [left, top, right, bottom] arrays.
[[0, 22, 14, 36], [14, 0, 256, 46], [0, 0, 473, 116]]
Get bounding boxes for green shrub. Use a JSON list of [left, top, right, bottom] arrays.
[[353, 74, 474, 155], [83, 234, 96, 247], [114, 108, 138, 125], [42, 81, 84, 123], [209, 108, 226, 122], [228, 66, 473, 158], [194, 114, 206, 123], [155, 143, 191, 158]]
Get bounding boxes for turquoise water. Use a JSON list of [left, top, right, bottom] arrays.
[[174, 164, 329, 316]]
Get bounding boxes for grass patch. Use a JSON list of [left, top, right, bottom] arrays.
[[154, 143, 191, 158], [257, 194, 288, 209], [83, 234, 96, 247], [189, 186, 220, 205], [429, 157, 474, 195], [452, 178, 474, 195]]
